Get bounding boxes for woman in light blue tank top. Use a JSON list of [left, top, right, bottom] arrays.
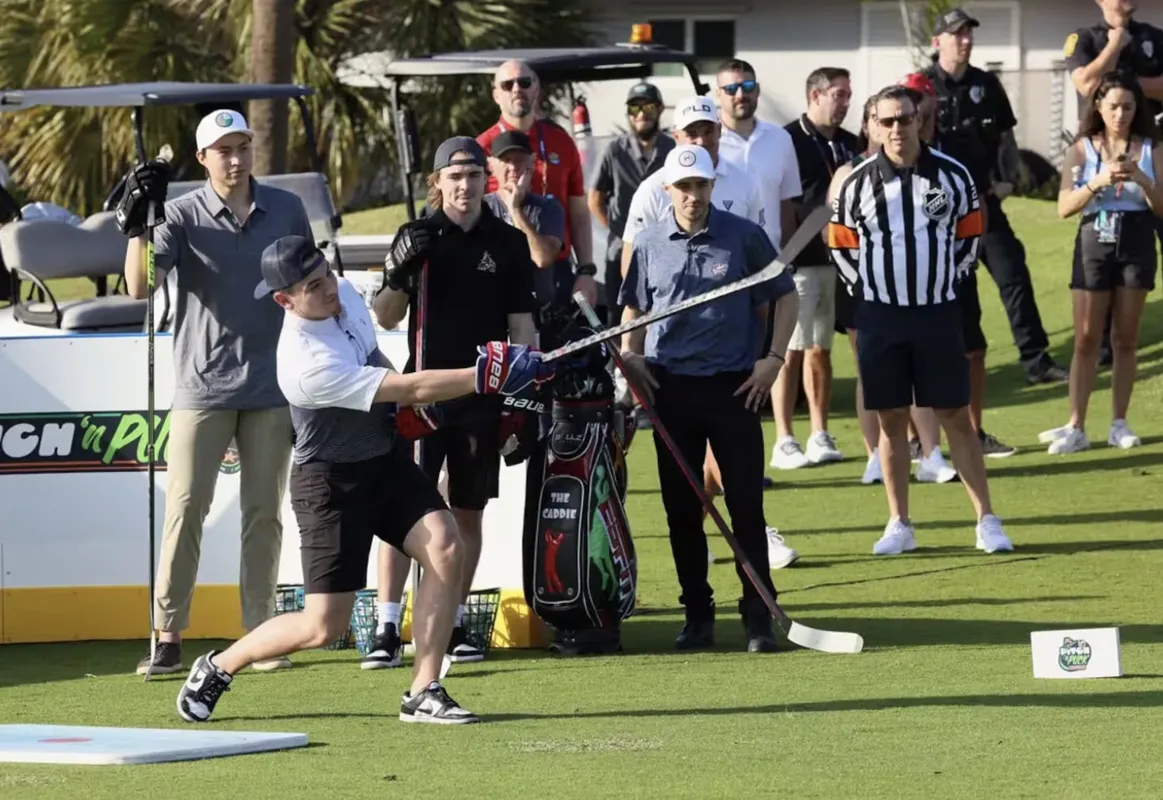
[[1050, 70, 1163, 455]]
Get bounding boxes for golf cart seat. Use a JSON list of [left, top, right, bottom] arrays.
[[166, 172, 342, 248], [0, 210, 147, 331]]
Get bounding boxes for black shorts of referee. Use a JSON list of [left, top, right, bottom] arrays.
[[1072, 209, 1159, 292], [292, 446, 448, 594]]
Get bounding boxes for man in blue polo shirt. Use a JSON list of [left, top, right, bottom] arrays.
[[618, 144, 799, 653]]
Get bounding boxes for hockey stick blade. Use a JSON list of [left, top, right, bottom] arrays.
[[573, 293, 863, 655], [544, 205, 830, 364]]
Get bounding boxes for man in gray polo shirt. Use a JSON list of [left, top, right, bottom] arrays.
[[118, 109, 314, 676], [588, 82, 674, 326]]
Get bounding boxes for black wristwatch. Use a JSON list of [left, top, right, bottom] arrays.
[[575, 262, 597, 277]]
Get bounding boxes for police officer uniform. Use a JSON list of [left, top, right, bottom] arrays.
[[923, 8, 1067, 384], [619, 145, 796, 653], [1065, 17, 1163, 121]]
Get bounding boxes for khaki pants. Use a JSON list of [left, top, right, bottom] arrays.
[[154, 407, 292, 633]]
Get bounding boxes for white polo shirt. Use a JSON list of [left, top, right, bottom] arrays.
[[277, 278, 398, 464], [717, 120, 802, 246], [621, 156, 769, 248]]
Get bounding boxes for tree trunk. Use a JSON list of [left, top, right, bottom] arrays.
[[249, 0, 296, 176]]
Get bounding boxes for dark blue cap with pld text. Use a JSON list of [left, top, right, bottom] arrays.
[[253, 235, 327, 299]]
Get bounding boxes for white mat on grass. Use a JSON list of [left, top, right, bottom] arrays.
[[0, 725, 308, 765]]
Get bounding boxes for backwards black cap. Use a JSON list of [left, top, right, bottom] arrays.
[[253, 235, 327, 299]]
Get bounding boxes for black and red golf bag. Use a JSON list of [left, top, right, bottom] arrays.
[[521, 327, 638, 654]]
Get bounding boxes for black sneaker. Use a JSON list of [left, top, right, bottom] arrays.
[[743, 613, 777, 653], [135, 641, 183, 676], [675, 615, 715, 650], [176, 651, 233, 723], [1027, 360, 1069, 384], [446, 625, 485, 663], [361, 623, 404, 670], [400, 681, 479, 725], [979, 430, 1018, 458]]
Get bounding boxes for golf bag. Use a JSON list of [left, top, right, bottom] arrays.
[[522, 326, 638, 649]]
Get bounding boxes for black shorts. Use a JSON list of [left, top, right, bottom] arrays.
[[1071, 211, 1159, 292], [417, 420, 501, 511], [290, 447, 448, 595], [855, 301, 970, 411], [834, 273, 858, 334], [956, 269, 987, 353]]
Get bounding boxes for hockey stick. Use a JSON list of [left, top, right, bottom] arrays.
[[543, 205, 830, 364], [572, 293, 863, 655], [143, 145, 172, 683]]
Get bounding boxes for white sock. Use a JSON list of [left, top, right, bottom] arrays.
[[377, 602, 402, 633], [455, 605, 466, 627]]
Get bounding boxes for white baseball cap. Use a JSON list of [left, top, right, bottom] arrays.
[[196, 109, 255, 151], [663, 144, 715, 185], [672, 95, 719, 131]]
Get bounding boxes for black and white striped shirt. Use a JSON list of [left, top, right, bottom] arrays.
[[827, 146, 983, 307]]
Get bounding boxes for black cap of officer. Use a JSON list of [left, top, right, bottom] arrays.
[[934, 8, 980, 36], [626, 82, 663, 105], [433, 136, 488, 171]]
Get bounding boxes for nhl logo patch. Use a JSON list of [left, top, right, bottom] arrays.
[[215, 111, 234, 127], [678, 149, 697, 167], [923, 187, 950, 219]]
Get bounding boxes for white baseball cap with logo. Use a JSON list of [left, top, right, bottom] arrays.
[[196, 109, 255, 151], [663, 144, 715, 185], [672, 95, 719, 131]]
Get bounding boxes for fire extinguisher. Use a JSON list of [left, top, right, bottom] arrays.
[[572, 95, 592, 140]]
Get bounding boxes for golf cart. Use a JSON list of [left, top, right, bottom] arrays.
[[0, 81, 345, 337], [336, 25, 708, 273]]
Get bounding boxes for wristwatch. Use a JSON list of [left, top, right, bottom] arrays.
[[575, 262, 597, 277]]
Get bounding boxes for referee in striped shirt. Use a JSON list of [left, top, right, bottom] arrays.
[[827, 85, 1013, 557]]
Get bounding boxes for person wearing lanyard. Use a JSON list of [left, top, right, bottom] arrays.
[[588, 82, 675, 327], [618, 144, 800, 652], [777, 67, 858, 471], [1043, 71, 1162, 455], [476, 60, 599, 313]]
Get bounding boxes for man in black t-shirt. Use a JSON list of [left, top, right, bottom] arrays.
[[372, 136, 537, 668]]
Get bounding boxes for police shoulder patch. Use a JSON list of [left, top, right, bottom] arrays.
[[1064, 32, 1079, 58]]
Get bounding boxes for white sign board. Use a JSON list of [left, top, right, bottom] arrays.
[[1030, 628, 1122, 679]]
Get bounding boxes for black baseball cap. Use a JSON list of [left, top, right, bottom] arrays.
[[253, 235, 328, 299], [627, 82, 663, 105], [934, 8, 979, 35], [491, 130, 533, 158], [433, 136, 488, 170]]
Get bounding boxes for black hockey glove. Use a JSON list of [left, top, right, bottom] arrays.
[[382, 219, 438, 293], [114, 160, 171, 237]]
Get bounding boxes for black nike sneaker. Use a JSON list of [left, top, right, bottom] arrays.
[[176, 651, 233, 723], [400, 681, 479, 725], [446, 625, 485, 663], [361, 623, 404, 670]]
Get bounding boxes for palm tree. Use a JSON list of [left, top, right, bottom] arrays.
[[249, 0, 297, 175]]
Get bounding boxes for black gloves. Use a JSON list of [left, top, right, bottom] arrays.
[[382, 219, 438, 293], [114, 160, 171, 237]]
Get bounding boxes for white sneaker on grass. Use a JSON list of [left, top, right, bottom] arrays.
[[805, 431, 843, 464], [766, 527, 799, 569], [873, 517, 917, 556], [1047, 426, 1089, 455], [916, 449, 958, 484], [862, 451, 883, 484], [770, 437, 811, 469], [975, 514, 1014, 554], [1108, 419, 1141, 449]]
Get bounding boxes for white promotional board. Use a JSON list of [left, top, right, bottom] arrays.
[[0, 329, 534, 643], [1030, 628, 1123, 679]]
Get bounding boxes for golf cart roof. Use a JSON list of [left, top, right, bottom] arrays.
[[0, 82, 314, 111], [348, 45, 701, 85]]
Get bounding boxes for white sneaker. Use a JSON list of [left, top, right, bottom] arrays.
[[1108, 419, 1142, 449], [770, 437, 811, 469], [861, 450, 883, 484], [916, 449, 958, 483], [805, 431, 843, 464], [1047, 426, 1089, 455], [708, 545, 716, 565], [873, 517, 917, 555], [1038, 424, 1073, 444], [975, 514, 1014, 553], [766, 527, 799, 569]]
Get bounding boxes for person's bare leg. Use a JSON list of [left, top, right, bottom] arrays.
[[703, 443, 722, 499], [934, 406, 992, 520], [378, 541, 412, 625], [909, 406, 942, 456], [1110, 286, 1149, 421], [403, 510, 464, 695], [212, 592, 357, 675], [966, 351, 986, 433], [452, 508, 483, 603], [771, 349, 804, 439], [876, 408, 912, 521], [803, 346, 832, 434], [849, 331, 879, 455], [1067, 289, 1111, 429]]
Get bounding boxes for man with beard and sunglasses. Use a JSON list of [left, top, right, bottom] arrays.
[[588, 82, 675, 327], [923, 8, 1068, 394]]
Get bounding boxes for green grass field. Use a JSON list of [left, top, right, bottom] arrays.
[[2, 197, 1161, 799]]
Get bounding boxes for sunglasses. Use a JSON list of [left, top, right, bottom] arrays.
[[876, 114, 916, 128], [627, 102, 660, 115], [719, 80, 758, 95], [499, 77, 534, 92]]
